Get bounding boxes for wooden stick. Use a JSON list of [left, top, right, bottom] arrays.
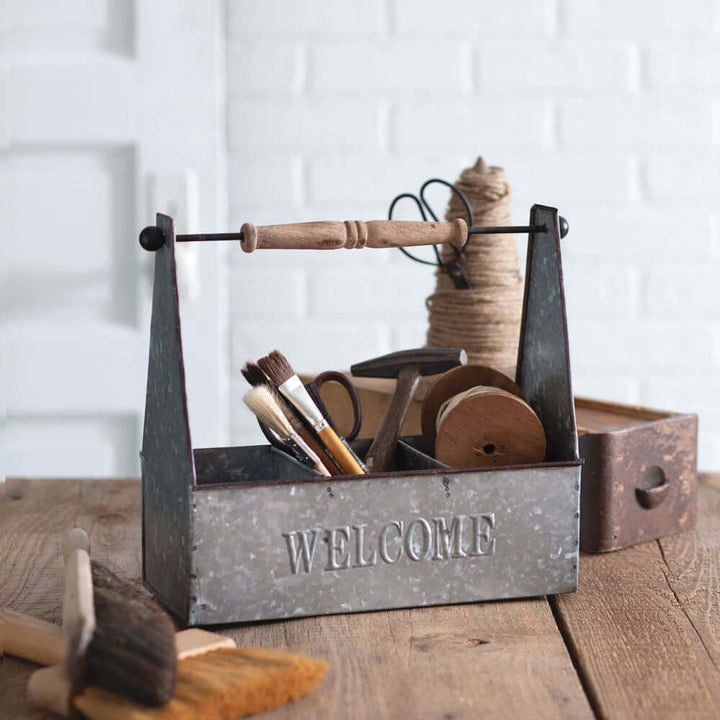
[[62, 528, 95, 684], [1, 609, 64, 667], [240, 219, 467, 253]]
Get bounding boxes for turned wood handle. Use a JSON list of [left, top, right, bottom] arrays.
[[62, 529, 95, 683], [241, 219, 467, 252]]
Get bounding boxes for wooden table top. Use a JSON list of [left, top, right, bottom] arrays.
[[2, 474, 719, 719]]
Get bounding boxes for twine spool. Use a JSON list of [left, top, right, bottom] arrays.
[[434, 385, 546, 469], [425, 157, 524, 372]]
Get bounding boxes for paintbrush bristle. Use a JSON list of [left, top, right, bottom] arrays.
[[285, 410, 304, 433], [257, 350, 295, 386], [73, 647, 329, 720], [244, 386, 294, 440], [241, 362, 269, 388], [83, 561, 177, 707]]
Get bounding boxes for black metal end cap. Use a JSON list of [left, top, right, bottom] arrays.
[[559, 216, 569, 239], [139, 226, 165, 251]]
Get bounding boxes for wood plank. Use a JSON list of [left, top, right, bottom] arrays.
[[658, 475, 720, 668], [552, 475, 720, 720], [0, 478, 141, 720], [229, 601, 593, 720], [0, 478, 593, 720]]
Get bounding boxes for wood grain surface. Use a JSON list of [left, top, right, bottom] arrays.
[[1, 475, 719, 719], [552, 476, 720, 719]]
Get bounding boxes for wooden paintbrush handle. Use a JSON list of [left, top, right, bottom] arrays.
[[3, 609, 234, 665], [62, 528, 95, 682], [318, 426, 365, 475], [240, 219, 468, 253], [1, 609, 64, 666], [27, 665, 72, 718]]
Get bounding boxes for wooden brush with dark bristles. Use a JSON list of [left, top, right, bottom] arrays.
[[242, 362, 343, 475], [258, 351, 366, 475], [62, 529, 177, 706], [6, 609, 329, 719], [244, 386, 331, 477]]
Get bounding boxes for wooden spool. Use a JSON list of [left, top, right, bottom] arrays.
[[422, 365, 546, 469], [434, 386, 546, 468]]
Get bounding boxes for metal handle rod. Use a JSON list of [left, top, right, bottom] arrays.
[[468, 225, 546, 235], [174, 224, 547, 243], [177, 232, 239, 242], [140, 217, 568, 252]]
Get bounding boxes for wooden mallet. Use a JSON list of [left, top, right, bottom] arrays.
[[351, 348, 467, 473]]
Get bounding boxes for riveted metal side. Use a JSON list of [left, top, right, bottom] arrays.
[[516, 205, 579, 464], [141, 213, 194, 621]]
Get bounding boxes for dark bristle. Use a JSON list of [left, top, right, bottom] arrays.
[[83, 562, 177, 706], [241, 362, 269, 388], [257, 350, 295, 386]]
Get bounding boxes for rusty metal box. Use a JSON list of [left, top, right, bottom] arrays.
[[576, 397, 698, 553], [140, 207, 581, 626]]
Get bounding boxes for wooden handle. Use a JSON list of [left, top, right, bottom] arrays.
[[1, 609, 64, 666], [297, 425, 344, 476], [364, 367, 422, 473], [62, 528, 95, 683], [27, 665, 72, 718], [241, 219, 467, 253], [175, 628, 236, 660], [4, 609, 233, 665], [318, 426, 365, 475]]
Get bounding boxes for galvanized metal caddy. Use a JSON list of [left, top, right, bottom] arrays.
[[140, 206, 581, 626]]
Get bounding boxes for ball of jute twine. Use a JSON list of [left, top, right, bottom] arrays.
[[425, 157, 523, 372]]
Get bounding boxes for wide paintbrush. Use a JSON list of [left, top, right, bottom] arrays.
[[62, 529, 177, 706], [4, 610, 328, 720]]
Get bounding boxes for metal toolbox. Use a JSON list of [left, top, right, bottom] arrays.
[[140, 206, 581, 626]]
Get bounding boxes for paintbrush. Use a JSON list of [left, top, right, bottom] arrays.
[[242, 362, 344, 475], [258, 350, 366, 475], [244, 386, 332, 477], [5, 610, 328, 719], [62, 528, 177, 706]]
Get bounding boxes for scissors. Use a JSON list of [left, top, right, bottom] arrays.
[[257, 370, 362, 454], [388, 178, 474, 290]]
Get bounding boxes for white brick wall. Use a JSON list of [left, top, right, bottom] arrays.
[[226, 0, 720, 470]]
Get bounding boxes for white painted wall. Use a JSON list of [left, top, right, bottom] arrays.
[[1, 1, 228, 480], [226, 0, 720, 471], [3, 1, 717, 477]]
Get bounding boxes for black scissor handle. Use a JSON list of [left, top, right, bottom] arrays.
[[309, 371, 363, 442]]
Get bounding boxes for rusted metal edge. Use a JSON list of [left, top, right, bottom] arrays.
[[191, 458, 584, 492]]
